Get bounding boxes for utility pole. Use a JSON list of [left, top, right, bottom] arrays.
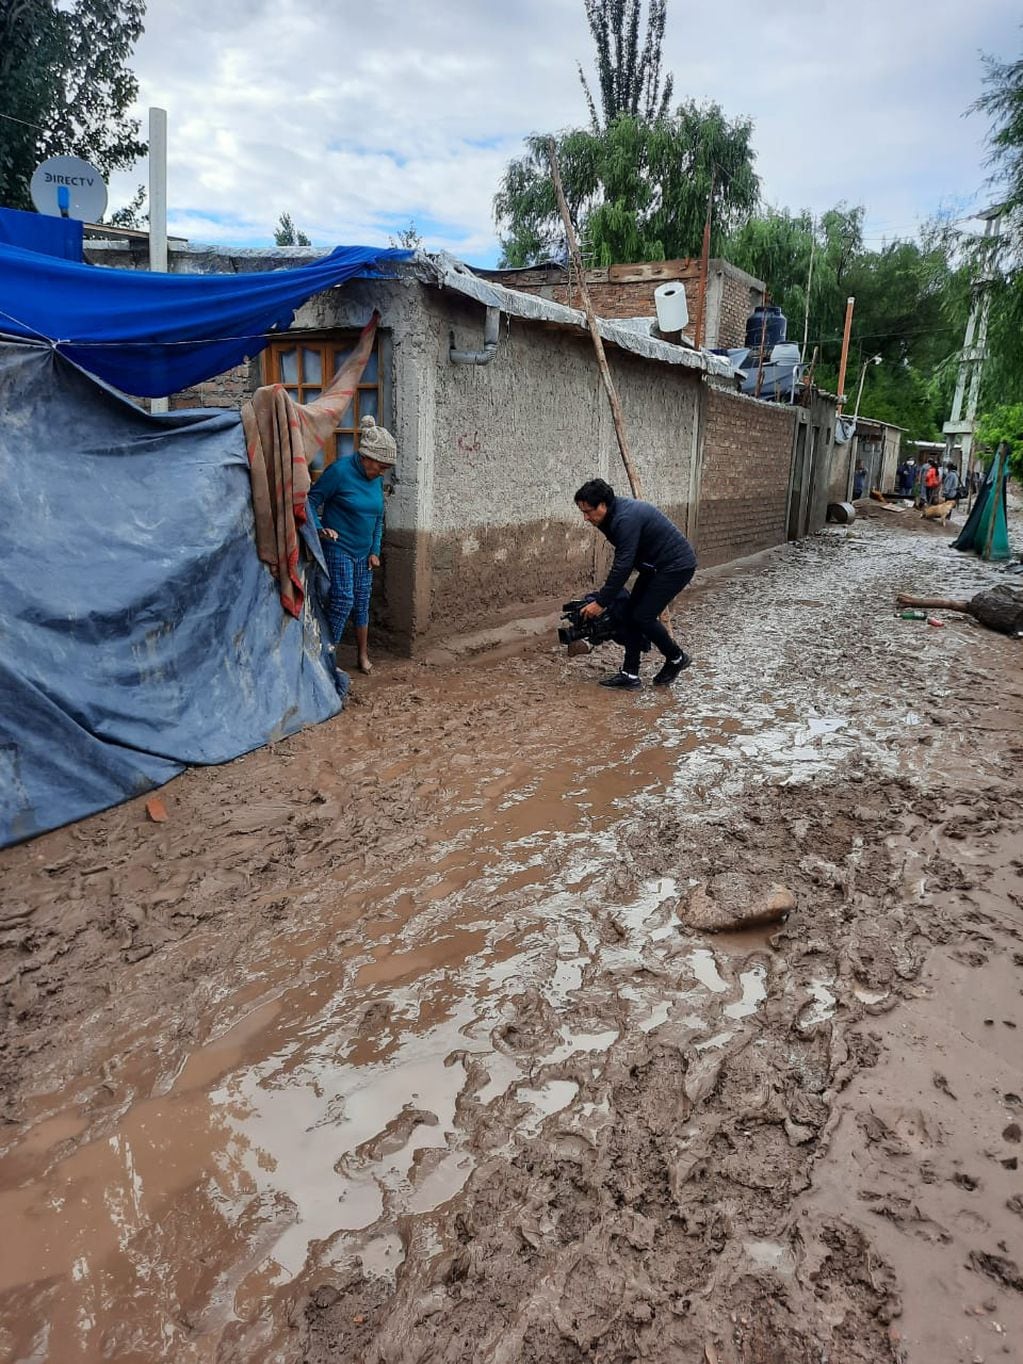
[[835, 296, 855, 414], [149, 107, 170, 415], [943, 208, 1003, 498]]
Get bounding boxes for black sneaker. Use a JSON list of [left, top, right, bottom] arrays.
[[652, 652, 692, 686], [599, 671, 641, 690]]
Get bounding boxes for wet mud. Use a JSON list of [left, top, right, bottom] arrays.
[[1, 513, 1022, 1363]]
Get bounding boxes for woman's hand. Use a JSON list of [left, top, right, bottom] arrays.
[[368, 554, 381, 570], [579, 601, 604, 621], [319, 527, 339, 541]]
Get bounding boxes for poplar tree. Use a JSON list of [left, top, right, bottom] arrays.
[[578, 0, 673, 130]]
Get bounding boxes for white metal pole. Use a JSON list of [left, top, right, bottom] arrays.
[[800, 218, 816, 363], [149, 106, 169, 413]]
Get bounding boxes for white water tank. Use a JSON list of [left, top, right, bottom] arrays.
[[654, 282, 689, 334]]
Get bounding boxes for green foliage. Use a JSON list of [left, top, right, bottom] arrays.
[[109, 183, 146, 228], [495, 107, 758, 268], [727, 205, 971, 441], [274, 212, 311, 247], [976, 402, 1023, 479], [389, 218, 422, 251], [968, 43, 1023, 409], [0, 0, 147, 212], [577, 0, 673, 131]]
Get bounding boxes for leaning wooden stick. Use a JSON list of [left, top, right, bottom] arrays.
[[547, 138, 643, 500]]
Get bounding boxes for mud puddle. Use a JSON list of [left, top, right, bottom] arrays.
[[2, 517, 1021, 1363]]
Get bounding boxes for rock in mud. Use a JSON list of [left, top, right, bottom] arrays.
[[680, 873, 795, 933]]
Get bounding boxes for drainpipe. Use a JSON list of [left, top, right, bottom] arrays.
[[450, 306, 501, 365]]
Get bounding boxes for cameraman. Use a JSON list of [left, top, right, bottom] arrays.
[[575, 478, 696, 690]]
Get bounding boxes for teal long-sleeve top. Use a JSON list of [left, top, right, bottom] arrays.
[[307, 453, 384, 559]]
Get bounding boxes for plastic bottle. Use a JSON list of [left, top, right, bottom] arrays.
[[898, 609, 927, 621]]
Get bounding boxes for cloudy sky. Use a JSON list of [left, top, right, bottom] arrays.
[[109, 0, 1022, 264]]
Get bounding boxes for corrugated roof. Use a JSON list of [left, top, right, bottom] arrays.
[[420, 253, 735, 379]]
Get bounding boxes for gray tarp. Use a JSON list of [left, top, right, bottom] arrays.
[[0, 338, 341, 847]]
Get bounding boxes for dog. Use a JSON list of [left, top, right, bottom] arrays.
[[921, 499, 955, 524]]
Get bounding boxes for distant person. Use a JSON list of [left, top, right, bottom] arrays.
[[942, 464, 959, 503], [308, 415, 396, 675], [900, 459, 916, 498], [853, 462, 867, 500], [574, 478, 696, 690], [924, 460, 941, 505]]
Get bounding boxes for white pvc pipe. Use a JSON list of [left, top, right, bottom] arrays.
[[149, 107, 169, 413]]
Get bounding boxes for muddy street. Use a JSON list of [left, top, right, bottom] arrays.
[[2, 514, 1022, 1364]]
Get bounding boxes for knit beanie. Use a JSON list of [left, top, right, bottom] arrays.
[[359, 415, 397, 464]]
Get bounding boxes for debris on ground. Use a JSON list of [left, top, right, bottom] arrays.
[[897, 584, 1023, 635]]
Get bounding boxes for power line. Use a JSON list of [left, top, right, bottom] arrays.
[[0, 110, 49, 134]]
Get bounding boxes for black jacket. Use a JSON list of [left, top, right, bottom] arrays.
[[595, 498, 697, 607]]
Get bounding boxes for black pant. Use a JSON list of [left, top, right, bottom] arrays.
[[622, 566, 694, 674]]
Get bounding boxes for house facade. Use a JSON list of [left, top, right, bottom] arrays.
[[85, 240, 838, 653]]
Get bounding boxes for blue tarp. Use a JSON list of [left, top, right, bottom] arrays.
[[0, 337, 343, 847], [0, 241, 411, 396], [0, 206, 84, 260]]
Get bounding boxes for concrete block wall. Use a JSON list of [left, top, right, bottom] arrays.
[[694, 387, 797, 568]]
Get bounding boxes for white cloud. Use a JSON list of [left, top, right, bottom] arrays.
[[107, 0, 1022, 262]]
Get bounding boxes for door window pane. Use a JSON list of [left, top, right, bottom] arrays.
[[359, 388, 378, 420], [303, 387, 322, 404], [301, 347, 323, 383], [339, 432, 356, 457], [279, 348, 298, 383]]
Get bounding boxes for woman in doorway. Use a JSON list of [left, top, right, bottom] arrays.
[[308, 414, 396, 674]]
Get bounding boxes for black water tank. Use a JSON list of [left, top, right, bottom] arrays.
[[745, 305, 787, 351]]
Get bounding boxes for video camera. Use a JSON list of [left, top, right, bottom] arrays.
[[558, 597, 618, 653]]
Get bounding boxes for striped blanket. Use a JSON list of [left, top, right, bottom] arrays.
[[242, 311, 378, 617]]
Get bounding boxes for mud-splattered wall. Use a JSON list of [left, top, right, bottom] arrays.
[[429, 291, 701, 637]]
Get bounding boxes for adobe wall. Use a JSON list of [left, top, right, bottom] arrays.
[[426, 291, 701, 637]]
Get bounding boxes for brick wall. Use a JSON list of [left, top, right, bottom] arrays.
[[695, 387, 797, 567], [492, 258, 764, 350], [167, 359, 260, 412], [520, 274, 699, 323]]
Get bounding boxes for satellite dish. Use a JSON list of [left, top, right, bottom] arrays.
[[30, 156, 108, 222]]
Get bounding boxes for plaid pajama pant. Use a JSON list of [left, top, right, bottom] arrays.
[[323, 542, 373, 644]]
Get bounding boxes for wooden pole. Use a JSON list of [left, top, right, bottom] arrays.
[[692, 166, 716, 349], [835, 296, 855, 415], [547, 138, 643, 499]]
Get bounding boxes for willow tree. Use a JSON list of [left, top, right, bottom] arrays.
[[495, 106, 758, 268]]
